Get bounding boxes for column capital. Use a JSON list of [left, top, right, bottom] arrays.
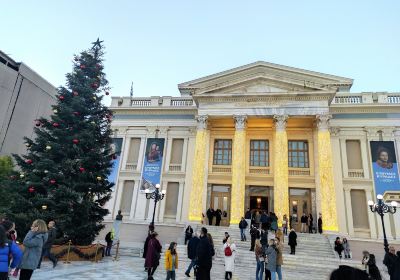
[[394, 128, 400, 138], [233, 115, 247, 130], [329, 127, 340, 136], [195, 115, 208, 130], [316, 114, 332, 131], [273, 114, 288, 131]]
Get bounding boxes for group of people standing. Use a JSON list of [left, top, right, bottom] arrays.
[[333, 237, 351, 259], [0, 218, 58, 280], [205, 207, 227, 226]]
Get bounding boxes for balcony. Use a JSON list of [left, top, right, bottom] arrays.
[[249, 167, 270, 175], [212, 165, 232, 173], [289, 168, 311, 176], [347, 169, 364, 178], [331, 92, 400, 105], [169, 164, 182, 172], [111, 96, 195, 108], [125, 163, 137, 170]]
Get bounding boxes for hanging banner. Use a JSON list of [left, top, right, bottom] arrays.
[[140, 138, 165, 192], [108, 138, 123, 189], [370, 141, 400, 196]]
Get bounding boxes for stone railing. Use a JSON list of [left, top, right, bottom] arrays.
[[111, 96, 195, 108], [288, 168, 311, 176], [332, 92, 400, 105], [249, 167, 270, 175], [169, 164, 182, 172], [212, 166, 232, 173], [125, 163, 137, 170], [347, 169, 364, 178]]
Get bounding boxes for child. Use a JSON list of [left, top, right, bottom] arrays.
[[165, 242, 178, 280]]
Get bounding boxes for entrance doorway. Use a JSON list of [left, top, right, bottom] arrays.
[[289, 188, 311, 232], [250, 196, 268, 212], [246, 186, 271, 213], [210, 185, 230, 226]]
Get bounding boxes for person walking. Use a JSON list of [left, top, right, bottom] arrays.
[[222, 232, 230, 244], [185, 231, 200, 277], [19, 219, 48, 280], [196, 227, 214, 280], [165, 242, 178, 280], [265, 239, 278, 280], [318, 213, 323, 234], [334, 237, 344, 259], [145, 232, 162, 280], [275, 237, 283, 280], [223, 237, 236, 279], [206, 207, 214, 226], [104, 229, 114, 257], [254, 239, 264, 280], [185, 225, 193, 245], [270, 213, 278, 233], [245, 208, 252, 229], [383, 246, 397, 280], [288, 228, 297, 255], [308, 214, 314, 233], [282, 214, 288, 236], [300, 213, 308, 233], [342, 238, 351, 259], [250, 225, 260, 251], [0, 226, 22, 280], [37, 220, 58, 268], [239, 217, 248, 241]]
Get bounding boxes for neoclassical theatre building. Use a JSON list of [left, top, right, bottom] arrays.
[[107, 61, 400, 240]]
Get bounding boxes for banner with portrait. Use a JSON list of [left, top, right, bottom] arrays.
[[140, 138, 165, 192], [370, 141, 400, 195], [108, 138, 123, 189]]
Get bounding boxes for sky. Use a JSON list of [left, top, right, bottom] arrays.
[[1, 1, 400, 105]]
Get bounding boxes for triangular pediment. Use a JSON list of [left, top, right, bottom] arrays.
[[178, 61, 353, 96]]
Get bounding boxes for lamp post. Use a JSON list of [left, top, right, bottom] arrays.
[[368, 194, 397, 253], [145, 184, 166, 227]]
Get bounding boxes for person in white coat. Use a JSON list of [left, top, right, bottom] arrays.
[[223, 237, 236, 280]]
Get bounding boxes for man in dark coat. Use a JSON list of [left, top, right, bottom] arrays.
[[215, 209, 222, 226], [249, 225, 260, 251], [383, 246, 398, 280], [37, 220, 58, 268], [196, 227, 214, 280], [145, 232, 162, 280], [318, 213, 323, 234], [185, 232, 200, 277], [260, 211, 268, 230], [239, 217, 248, 241], [288, 228, 297, 255], [392, 251, 400, 280], [206, 207, 214, 225]]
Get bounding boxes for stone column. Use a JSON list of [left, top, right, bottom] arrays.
[[188, 115, 210, 222], [230, 115, 247, 225], [273, 115, 289, 227], [316, 114, 339, 232]]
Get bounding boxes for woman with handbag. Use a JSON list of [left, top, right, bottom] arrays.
[[223, 237, 236, 280], [165, 242, 178, 280], [145, 232, 162, 280], [254, 239, 264, 280], [265, 239, 278, 280]]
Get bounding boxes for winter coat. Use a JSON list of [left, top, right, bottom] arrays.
[[276, 243, 283, 266], [144, 238, 162, 268], [260, 214, 268, 224], [383, 252, 397, 278], [187, 236, 199, 260], [164, 249, 178, 271], [223, 242, 236, 272], [391, 254, 400, 280], [143, 235, 151, 258], [255, 213, 261, 223], [265, 246, 277, 272], [239, 220, 248, 229], [308, 216, 314, 227], [250, 227, 260, 239], [20, 231, 48, 270], [300, 215, 308, 224], [105, 231, 114, 244], [260, 231, 268, 246], [196, 235, 214, 269], [342, 241, 350, 255], [288, 231, 297, 246], [185, 227, 193, 239], [334, 241, 343, 254], [206, 209, 214, 219], [0, 241, 22, 272], [270, 217, 278, 231], [276, 230, 284, 244], [255, 245, 264, 261], [367, 254, 382, 280], [245, 211, 252, 220], [43, 227, 57, 249]]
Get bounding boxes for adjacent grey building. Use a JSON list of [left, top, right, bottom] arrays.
[[0, 50, 57, 156]]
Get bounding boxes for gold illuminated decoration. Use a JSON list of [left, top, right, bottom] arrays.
[[316, 114, 338, 232], [188, 116, 209, 222], [230, 118, 247, 224]]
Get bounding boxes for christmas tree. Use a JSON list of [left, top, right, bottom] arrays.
[[7, 39, 114, 245]]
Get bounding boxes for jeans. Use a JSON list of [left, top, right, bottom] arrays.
[[38, 247, 57, 268], [19, 269, 34, 280], [276, 265, 282, 280], [240, 228, 246, 241], [105, 242, 112, 256], [185, 259, 196, 274], [270, 270, 276, 280], [256, 259, 264, 280], [283, 226, 287, 235], [166, 270, 176, 280]]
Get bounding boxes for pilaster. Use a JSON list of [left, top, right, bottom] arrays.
[[176, 181, 185, 223], [365, 190, 378, 239], [343, 187, 355, 236], [129, 180, 140, 220]]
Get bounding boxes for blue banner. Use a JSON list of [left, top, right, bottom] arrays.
[[140, 138, 165, 192], [370, 141, 400, 196], [108, 138, 123, 189]]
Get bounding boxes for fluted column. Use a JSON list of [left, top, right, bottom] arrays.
[[316, 114, 339, 232], [273, 115, 289, 227], [230, 115, 247, 225], [188, 116, 209, 222]]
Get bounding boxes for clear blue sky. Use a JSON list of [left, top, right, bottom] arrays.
[[2, 1, 399, 104]]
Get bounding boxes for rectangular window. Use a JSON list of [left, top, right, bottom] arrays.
[[127, 138, 141, 164], [170, 139, 184, 164], [250, 140, 269, 167], [288, 140, 309, 168], [213, 139, 232, 165], [346, 140, 363, 169]]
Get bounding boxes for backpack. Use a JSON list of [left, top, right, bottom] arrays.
[[224, 245, 232, 256]]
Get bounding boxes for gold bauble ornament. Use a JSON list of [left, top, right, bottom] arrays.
[[46, 145, 52, 150], [96, 176, 102, 181], [20, 173, 25, 178]]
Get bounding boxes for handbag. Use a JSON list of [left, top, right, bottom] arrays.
[[264, 255, 269, 264]]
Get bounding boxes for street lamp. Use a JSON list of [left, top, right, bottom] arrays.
[[368, 194, 397, 252], [145, 184, 166, 227]]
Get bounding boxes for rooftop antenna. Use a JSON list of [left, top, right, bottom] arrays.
[[130, 82, 133, 106]]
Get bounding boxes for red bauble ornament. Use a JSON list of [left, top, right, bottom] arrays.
[[80, 64, 86, 69], [52, 122, 59, 127], [91, 83, 98, 89], [59, 95, 65, 100], [28, 186, 35, 193], [25, 159, 33, 164], [73, 91, 79, 96], [73, 111, 80, 116], [73, 139, 79, 144], [50, 179, 56, 184], [105, 91, 110, 96], [79, 167, 85, 172], [35, 120, 41, 127]]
